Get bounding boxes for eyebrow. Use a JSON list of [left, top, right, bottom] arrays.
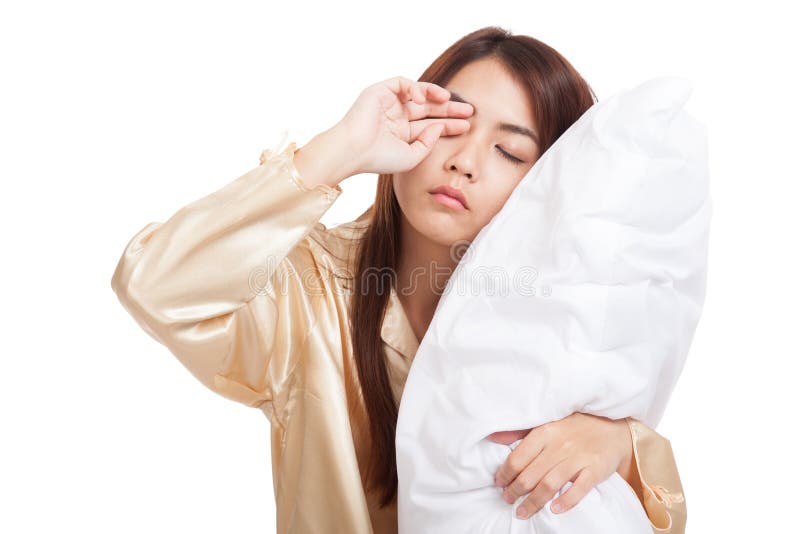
[[449, 91, 539, 145]]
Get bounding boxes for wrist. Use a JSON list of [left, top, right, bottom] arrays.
[[293, 126, 357, 189], [616, 418, 645, 502], [616, 418, 634, 473], [322, 121, 362, 178]]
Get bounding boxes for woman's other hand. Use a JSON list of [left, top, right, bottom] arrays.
[[334, 75, 474, 176], [488, 413, 632, 520]]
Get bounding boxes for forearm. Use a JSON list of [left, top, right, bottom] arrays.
[[110, 136, 342, 405]]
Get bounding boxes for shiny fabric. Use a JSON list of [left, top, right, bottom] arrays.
[[110, 132, 688, 533], [396, 77, 709, 533]]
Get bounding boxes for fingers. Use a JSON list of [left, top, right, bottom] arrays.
[[545, 468, 596, 515], [407, 78, 451, 104], [501, 454, 548, 505], [494, 428, 540, 488], [404, 97, 474, 122], [377, 76, 475, 169], [513, 463, 593, 520], [404, 122, 446, 167], [384, 76, 472, 119], [383, 76, 446, 103], [408, 117, 469, 141]]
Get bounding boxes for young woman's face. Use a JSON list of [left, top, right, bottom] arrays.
[[392, 57, 541, 249]]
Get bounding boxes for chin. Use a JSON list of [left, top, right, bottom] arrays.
[[412, 210, 475, 248]]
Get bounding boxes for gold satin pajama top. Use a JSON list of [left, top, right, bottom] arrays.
[[110, 137, 687, 534]]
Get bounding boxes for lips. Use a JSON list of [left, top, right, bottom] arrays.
[[429, 185, 469, 210]]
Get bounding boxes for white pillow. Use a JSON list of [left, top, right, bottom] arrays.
[[395, 76, 712, 533]]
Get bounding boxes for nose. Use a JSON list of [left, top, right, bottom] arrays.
[[450, 164, 473, 181], [444, 134, 478, 181]]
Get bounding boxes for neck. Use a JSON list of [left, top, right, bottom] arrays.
[[396, 214, 459, 323]]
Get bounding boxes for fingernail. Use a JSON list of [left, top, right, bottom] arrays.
[[551, 502, 563, 513], [516, 506, 528, 519]]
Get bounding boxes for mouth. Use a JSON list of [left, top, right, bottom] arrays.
[[429, 185, 469, 211]]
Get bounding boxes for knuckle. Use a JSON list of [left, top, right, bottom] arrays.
[[547, 474, 566, 497], [521, 495, 538, 513], [526, 492, 546, 511], [541, 476, 560, 494], [516, 473, 533, 491], [508, 480, 524, 496], [506, 457, 523, 473], [511, 476, 529, 495]]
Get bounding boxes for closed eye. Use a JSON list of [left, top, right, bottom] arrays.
[[496, 146, 524, 164], [445, 131, 525, 165]]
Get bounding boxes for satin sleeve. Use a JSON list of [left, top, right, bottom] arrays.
[[625, 417, 687, 533], [110, 137, 342, 408]]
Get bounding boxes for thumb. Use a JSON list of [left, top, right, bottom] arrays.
[[407, 122, 445, 166]]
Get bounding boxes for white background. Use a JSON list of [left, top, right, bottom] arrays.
[[2, 1, 796, 532]]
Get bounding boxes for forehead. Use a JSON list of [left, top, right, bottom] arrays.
[[445, 61, 538, 144], [444, 59, 536, 134]]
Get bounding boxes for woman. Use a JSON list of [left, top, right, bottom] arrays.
[[111, 26, 686, 533]]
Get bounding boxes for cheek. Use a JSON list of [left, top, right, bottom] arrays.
[[391, 172, 416, 211], [471, 182, 521, 226]]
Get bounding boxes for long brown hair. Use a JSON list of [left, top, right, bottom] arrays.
[[349, 25, 598, 508]]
